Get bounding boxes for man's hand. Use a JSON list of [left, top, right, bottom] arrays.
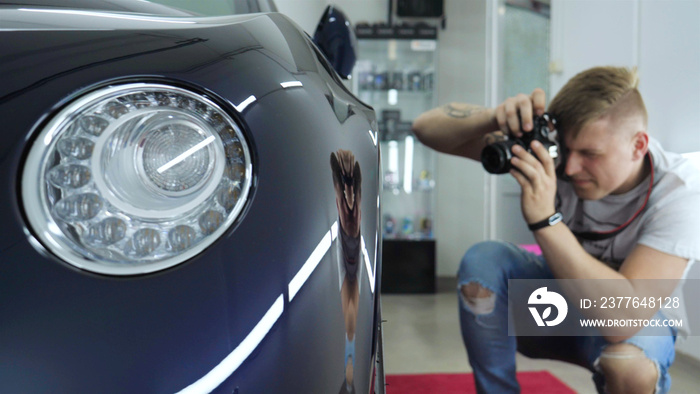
[[411, 87, 547, 161], [494, 88, 546, 137], [509, 140, 558, 225], [491, 88, 556, 224]]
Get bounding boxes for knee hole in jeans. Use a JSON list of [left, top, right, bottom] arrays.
[[460, 282, 496, 315], [597, 343, 658, 394]]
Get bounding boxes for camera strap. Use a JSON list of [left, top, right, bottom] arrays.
[[573, 153, 654, 241]]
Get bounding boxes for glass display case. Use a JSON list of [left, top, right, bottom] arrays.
[[353, 26, 438, 292]]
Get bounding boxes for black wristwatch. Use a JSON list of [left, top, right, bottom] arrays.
[[528, 212, 563, 231]]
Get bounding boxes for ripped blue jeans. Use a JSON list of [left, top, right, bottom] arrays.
[[457, 241, 676, 394]]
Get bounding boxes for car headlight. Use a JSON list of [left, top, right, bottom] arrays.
[[21, 83, 253, 275]]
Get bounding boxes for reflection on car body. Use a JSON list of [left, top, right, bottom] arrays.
[[0, 0, 382, 392], [331, 149, 363, 393]]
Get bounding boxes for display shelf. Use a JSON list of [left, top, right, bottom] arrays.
[[353, 33, 438, 292], [353, 37, 437, 241]]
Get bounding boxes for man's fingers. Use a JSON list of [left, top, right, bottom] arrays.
[[530, 140, 556, 177], [510, 145, 549, 192], [516, 94, 533, 132], [496, 90, 546, 137], [531, 88, 546, 116], [510, 155, 540, 185], [484, 131, 507, 145], [503, 100, 522, 137], [511, 144, 543, 171], [509, 168, 531, 192]]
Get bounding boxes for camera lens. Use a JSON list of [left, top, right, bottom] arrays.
[[481, 141, 515, 174]]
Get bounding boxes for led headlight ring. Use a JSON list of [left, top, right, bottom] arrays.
[[21, 83, 253, 275]]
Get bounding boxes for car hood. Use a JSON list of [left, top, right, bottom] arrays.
[[0, 1, 264, 31], [2, 0, 196, 18]]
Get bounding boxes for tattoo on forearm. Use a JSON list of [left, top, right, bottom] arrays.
[[442, 104, 484, 119]]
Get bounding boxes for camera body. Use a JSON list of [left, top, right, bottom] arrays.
[[481, 114, 559, 174]]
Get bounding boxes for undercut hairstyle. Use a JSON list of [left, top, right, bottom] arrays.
[[548, 66, 648, 140]]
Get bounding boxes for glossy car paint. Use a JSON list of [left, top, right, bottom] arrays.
[[0, 2, 380, 393]]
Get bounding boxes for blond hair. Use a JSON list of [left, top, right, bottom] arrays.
[[548, 66, 648, 139]]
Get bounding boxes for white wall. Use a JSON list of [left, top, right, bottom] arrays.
[[275, 0, 324, 33], [432, 0, 488, 277], [549, 0, 639, 95], [276, 0, 489, 277], [638, 0, 700, 154], [550, 0, 700, 153]]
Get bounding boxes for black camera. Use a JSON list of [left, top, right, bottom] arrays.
[[480, 113, 559, 174]]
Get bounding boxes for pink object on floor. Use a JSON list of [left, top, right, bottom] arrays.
[[519, 244, 542, 255]]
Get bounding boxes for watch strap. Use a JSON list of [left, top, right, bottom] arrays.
[[528, 212, 563, 231]]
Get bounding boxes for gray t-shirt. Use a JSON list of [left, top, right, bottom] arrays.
[[556, 137, 700, 335]]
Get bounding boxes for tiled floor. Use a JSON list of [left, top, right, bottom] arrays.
[[381, 292, 699, 393]]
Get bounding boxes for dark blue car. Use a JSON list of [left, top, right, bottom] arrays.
[[1, 1, 383, 392]]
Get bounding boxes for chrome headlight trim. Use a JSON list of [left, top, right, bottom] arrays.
[[21, 82, 253, 276]]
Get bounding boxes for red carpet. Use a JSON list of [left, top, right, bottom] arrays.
[[386, 371, 576, 393]]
